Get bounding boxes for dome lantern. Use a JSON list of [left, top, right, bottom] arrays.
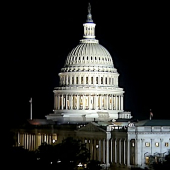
[[83, 3, 96, 39]]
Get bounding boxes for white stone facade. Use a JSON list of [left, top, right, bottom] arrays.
[[127, 125, 170, 168]]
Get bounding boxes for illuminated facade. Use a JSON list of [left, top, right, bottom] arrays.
[[45, 4, 131, 123], [16, 119, 170, 169]]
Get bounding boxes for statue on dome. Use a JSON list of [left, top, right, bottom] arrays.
[[88, 3, 91, 14], [86, 3, 93, 22]]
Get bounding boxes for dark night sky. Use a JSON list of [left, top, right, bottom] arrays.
[[6, 0, 170, 124]]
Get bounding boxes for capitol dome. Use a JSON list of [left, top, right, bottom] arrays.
[[46, 4, 131, 124], [63, 42, 115, 71]]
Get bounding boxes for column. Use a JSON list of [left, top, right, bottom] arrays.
[[17, 132, 20, 146], [99, 95, 101, 109], [115, 139, 117, 163], [103, 139, 105, 163], [136, 139, 141, 165], [83, 75, 86, 84], [57, 95, 60, 110], [94, 95, 96, 110], [110, 139, 113, 163], [54, 94, 56, 110], [66, 75, 68, 85], [160, 138, 163, 155], [111, 94, 113, 110], [74, 75, 76, 84], [151, 139, 154, 155], [115, 95, 117, 110], [141, 139, 144, 166], [106, 95, 108, 110], [99, 139, 101, 161], [89, 75, 91, 84], [103, 75, 105, 85], [106, 139, 109, 167], [70, 95, 73, 109], [118, 95, 120, 110], [88, 95, 91, 110], [94, 75, 96, 84], [119, 139, 121, 164], [124, 139, 126, 165], [26, 134, 29, 150], [77, 94, 79, 110], [99, 75, 101, 85], [94, 139, 96, 160], [79, 75, 81, 84], [121, 95, 123, 110], [127, 139, 130, 166], [65, 94, 68, 110], [83, 95, 85, 110], [104, 95, 106, 109], [61, 95, 63, 110]]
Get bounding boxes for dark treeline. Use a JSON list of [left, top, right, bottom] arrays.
[[8, 133, 102, 170]]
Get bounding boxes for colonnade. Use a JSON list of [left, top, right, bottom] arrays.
[[80, 138, 129, 166], [17, 132, 135, 167], [60, 74, 117, 86], [83, 23, 95, 37], [17, 132, 57, 151], [54, 94, 123, 111]]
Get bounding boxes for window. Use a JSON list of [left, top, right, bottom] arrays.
[[96, 77, 98, 84], [76, 77, 78, 84], [101, 77, 103, 84], [145, 142, 150, 147], [131, 142, 135, 147], [68, 77, 70, 85], [155, 142, 159, 147], [165, 142, 169, 147], [91, 77, 93, 84], [72, 77, 74, 84], [145, 157, 149, 164], [109, 78, 111, 84], [86, 77, 88, 84], [81, 77, 83, 84]]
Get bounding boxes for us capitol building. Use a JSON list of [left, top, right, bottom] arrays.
[[45, 3, 129, 124], [13, 4, 170, 169]]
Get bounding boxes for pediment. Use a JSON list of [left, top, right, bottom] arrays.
[[77, 122, 106, 133]]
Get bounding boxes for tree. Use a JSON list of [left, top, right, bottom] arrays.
[[87, 160, 102, 170], [56, 137, 90, 169], [35, 142, 56, 166], [35, 137, 90, 169], [152, 150, 170, 170]]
